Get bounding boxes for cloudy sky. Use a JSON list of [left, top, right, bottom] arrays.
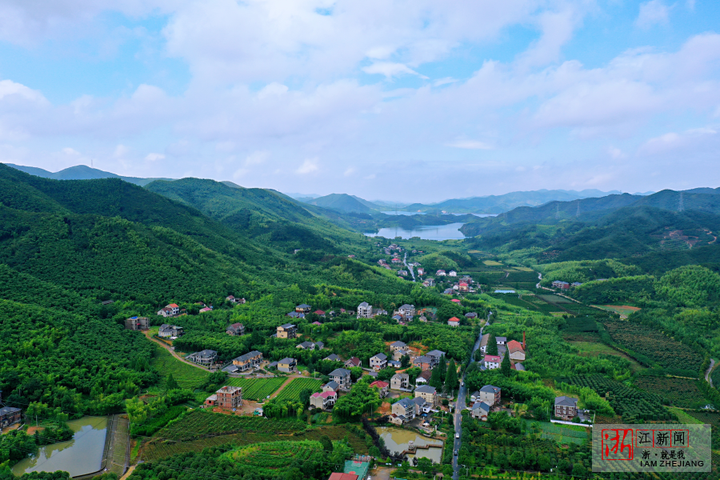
[[1, 0, 719, 202]]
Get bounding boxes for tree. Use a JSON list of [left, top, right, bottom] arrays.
[[299, 388, 313, 406], [400, 354, 411, 368], [438, 355, 447, 383], [486, 334, 498, 356], [537, 453, 552, 472], [445, 358, 458, 392], [349, 367, 363, 381], [501, 353, 511, 376], [417, 457, 434, 475], [166, 374, 179, 391], [319, 434, 333, 453], [429, 364, 444, 389]]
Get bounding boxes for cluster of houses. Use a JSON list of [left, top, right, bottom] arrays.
[[389, 384, 438, 425], [469, 384, 502, 421], [479, 333, 527, 371], [551, 280, 582, 289]]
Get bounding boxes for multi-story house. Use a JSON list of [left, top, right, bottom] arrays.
[[390, 373, 410, 391], [554, 396, 578, 420], [226, 323, 245, 336], [414, 385, 438, 407], [369, 353, 387, 370], [329, 368, 352, 390], [276, 323, 297, 339], [357, 302, 373, 318], [232, 350, 263, 372]]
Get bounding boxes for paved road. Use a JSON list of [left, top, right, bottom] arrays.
[[452, 320, 487, 479], [403, 252, 416, 282]]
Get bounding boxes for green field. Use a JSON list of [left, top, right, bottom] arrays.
[[568, 339, 644, 372], [274, 378, 323, 401], [226, 377, 287, 401], [151, 346, 210, 390], [526, 420, 589, 446], [226, 440, 324, 476]]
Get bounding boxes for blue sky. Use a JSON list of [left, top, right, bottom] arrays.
[[1, 0, 719, 202]]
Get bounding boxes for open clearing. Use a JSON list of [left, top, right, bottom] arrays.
[[592, 305, 641, 318]]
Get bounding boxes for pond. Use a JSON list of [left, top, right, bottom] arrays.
[[12, 416, 108, 477], [364, 222, 466, 241], [377, 426, 444, 464]]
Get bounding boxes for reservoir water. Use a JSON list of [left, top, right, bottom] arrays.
[[365, 222, 466, 241], [12, 416, 108, 477], [377, 426, 444, 463]]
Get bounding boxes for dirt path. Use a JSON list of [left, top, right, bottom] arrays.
[[119, 465, 136, 480], [706, 359, 716, 387], [143, 331, 210, 371], [268, 375, 302, 399]]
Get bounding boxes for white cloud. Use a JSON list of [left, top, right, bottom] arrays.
[[63, 147, 80, 155], [145, 153, 165, 161], [636, 0, 670, 29], [362, 62, 428, 80], [344, 166, 356, 177], [296, 158, 319, 174], [113, 144, 129, 158], [445, 140, 494, 150], [244, 151, 269, 166], [639, 126, 718, 156]]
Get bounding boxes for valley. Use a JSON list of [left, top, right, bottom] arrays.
[[1, 164, 719, 480]]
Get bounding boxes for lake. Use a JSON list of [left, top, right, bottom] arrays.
[[12, 416, 108, 477], [377, 426, 444, 464], [365, 222, 466, 241], [381, 211, 497, 218]]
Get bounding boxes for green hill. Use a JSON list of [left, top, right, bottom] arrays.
[[6, 163, 166, 186], [306, 193, 379, 213]]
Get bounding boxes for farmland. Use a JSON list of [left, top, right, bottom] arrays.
[[526, 421, 588, 446], [634, 375, 708, 408], [151, 346, 210, 390], [140, 410, 370, 462], [601, 318, 704, 374], [226, 440, 324, 476], [154, 410, 306, 441], [274, 378, 323, 401], [226, 377, 286, 401], [563, 374, 674, 423]]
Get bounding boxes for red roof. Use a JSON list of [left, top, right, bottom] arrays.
[[314, 310, 325, 315], [448, 317, 460, 323], [346, 357, 361, 367], [168, 303, 179, 308], [484, 355, 501, 363], [451, 299, 461, 303], [370, 380, 389, 389], [312, 391, 337, 399], [312, 321, 323, 326], [459, 282, 468, 286], [507, 340, 524, 352], [328, 474, 358, 480], [231, 322, 243, 328]]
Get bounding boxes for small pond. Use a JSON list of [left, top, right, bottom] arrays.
[[377, 426, 444, 464], [12, 416, 108, 477]]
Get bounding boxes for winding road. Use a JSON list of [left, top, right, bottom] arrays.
[[706, 359, 716, 387], [403, 252, 416, 282]]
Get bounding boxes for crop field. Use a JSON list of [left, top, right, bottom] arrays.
[[601, 319, 703, 373], [537, 294, 574, 304], [526, 421, 588, 446], [226, 440, 323, 476], [141, 422, 369, 462], [151, 347, 210, 390], [482, 260, 503, 266], [226, 377, 286, 401], [567, 339, 643, 372], [505, 270, 540, 283], [634, 376, 707, 408], [273, 378, 323, 401], [563, 374, 673, 423], [154, 410, 306, 441]]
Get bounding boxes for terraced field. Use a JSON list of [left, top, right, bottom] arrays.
[[226, 377, 286, 401], [274, 378, 323, 401]]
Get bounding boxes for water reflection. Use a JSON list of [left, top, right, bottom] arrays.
[[377, 426, 444, 463], [365, 222, 466, 241], [12, 416, 108, 477]]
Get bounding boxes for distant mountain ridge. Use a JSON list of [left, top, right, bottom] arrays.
[[6, 163, 169, 186]]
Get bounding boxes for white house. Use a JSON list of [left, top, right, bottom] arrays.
[[357, 302, 373, 318], [370, 353, 388, 370]]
